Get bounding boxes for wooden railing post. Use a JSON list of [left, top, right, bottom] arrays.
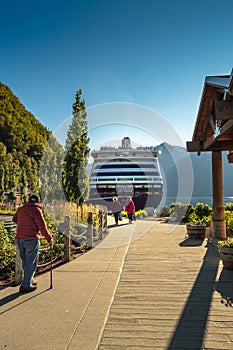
[[99, 209, 103, 240], [63, 215, 71, 262], [15, 242, 23, 285], [103, 210, 109, 234], [87, 212, 93, 248]]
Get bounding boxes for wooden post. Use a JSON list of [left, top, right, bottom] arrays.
[[104, 210, 109, 234], [63, 215, 71, 262], [212, 151, 226, 240], [99, 209, 103, 240], [15, 242, 23, 285], [87, 212, 93, 248]]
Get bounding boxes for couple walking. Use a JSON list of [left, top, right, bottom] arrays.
[[112, 196, 135, 225]]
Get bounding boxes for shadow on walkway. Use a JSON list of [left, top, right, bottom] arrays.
[[0, 289, 50, 315], [108, 222, 129, 229], [167, 241, 220, 350], [215, 268, 233, 307], [179, 238, 205, 247]]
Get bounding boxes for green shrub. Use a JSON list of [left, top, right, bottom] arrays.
[[225, 202, 233, 211], [0, 221, 16, 274], [188, 212, 211, 226], [194, 202, 212, 218], [170, 202, 194, 222], [225, 211, 233, 237], [135, 209, 147, 218], [217, 238, 233, 248], [0, 209, 16, 215], [188, 202, 212, 227], [40, 211, 64, 263]]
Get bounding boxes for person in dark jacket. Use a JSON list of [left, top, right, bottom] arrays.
[[111, 197, 122, 225], [13, 194, 52, 293]]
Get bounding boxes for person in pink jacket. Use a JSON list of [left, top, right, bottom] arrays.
[[125, 196, 135, 223], [13, 194, 52, 293]]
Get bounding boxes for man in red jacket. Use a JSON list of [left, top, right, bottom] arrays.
[[13, 194, 52, 293]]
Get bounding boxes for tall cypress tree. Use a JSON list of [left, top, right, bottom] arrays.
[[62, 89, 90, 205]]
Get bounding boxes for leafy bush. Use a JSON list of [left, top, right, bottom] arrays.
[[188, 212, 211, 226], [135, 209, 147, 218], [225, 202, 233, 211], [194, 202, 212, 218], [225, 211, 233, 237], [188, 202, 212, 226], [0, 209, 16, 215], [0, 221, 15, 274], [217, 238, 233, 248], [39, 211, 64, 264], [170, 202, 194, 222]]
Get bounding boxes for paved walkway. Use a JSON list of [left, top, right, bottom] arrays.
[[1, 217, 233, 350]]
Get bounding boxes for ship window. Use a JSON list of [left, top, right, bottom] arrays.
[[97, 171, 147, 177], [99, 163, 141, 169], [97, 163, 158, 170], [97, 178, 116, 182]]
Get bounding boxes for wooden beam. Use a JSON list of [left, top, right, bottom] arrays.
[[219, 119, 233, 134], [187, 140, 233, 153], [203, 119, 233, 150], [212, 140, 233, 151], [214, 99, 233, 120], [186, 141, 201, 152], [209, 114, 216, 132]]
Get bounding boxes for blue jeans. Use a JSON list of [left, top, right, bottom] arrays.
[[17, 239, 40, 287]]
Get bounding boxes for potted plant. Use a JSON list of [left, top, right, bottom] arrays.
[[186, 202, 212, 239], [217, 238, 233, 270]]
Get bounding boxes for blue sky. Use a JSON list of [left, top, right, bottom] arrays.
[[1, 0, 233, 147]]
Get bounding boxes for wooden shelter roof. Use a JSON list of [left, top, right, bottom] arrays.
[[187, 69, 233, 153]]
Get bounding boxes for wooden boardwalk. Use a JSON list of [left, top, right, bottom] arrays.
[[98, 221, 233, 350]]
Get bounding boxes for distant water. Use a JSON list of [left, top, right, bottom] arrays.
[[163, 196, 233, 208]]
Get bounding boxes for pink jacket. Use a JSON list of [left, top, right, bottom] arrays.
[[125, 200, 135, 214], [13, 202, 52, 242]]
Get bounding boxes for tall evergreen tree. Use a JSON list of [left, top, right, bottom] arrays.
[[62, 89, 90, 205]]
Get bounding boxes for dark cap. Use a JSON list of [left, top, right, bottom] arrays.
[[29, 194, 40, 203]]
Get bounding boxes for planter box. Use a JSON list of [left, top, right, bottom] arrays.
[[219, 246, 233, 270], [186, 224, 206, 239]]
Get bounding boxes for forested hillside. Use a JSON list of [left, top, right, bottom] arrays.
[[0, 82, 64, 202]]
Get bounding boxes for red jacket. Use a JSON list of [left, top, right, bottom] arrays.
[[13, 202, 52, 242], [125, 199, 135, 214]]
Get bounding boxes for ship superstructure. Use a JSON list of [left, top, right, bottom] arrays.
[[88, 137, 163, 210]]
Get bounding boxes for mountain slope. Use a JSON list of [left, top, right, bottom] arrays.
[[0, 82, 64, 201], [156, 143, 233, 197]]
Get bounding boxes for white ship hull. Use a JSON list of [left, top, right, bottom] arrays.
[[87, 137, 163, 210]]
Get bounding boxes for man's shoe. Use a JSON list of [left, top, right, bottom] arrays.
[[19, 285, 37, 293], [32, 280, 38, 286]]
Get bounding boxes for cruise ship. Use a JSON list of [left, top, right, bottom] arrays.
[[88, 137, 163, 210]]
